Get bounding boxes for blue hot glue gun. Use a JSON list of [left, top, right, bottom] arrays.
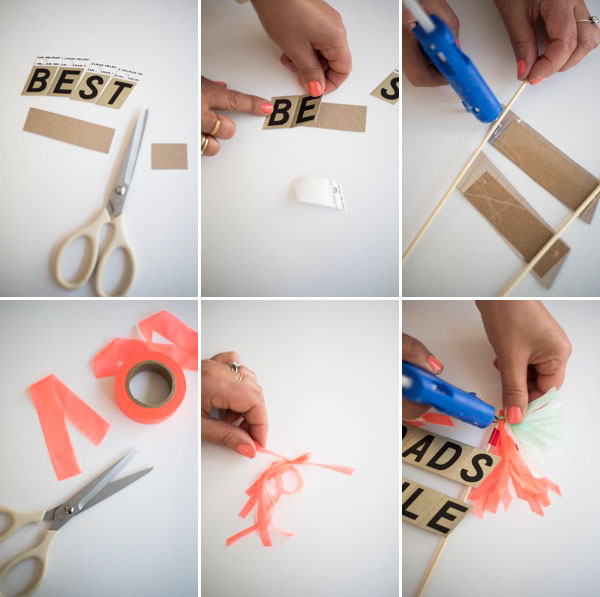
[[402, 361, 496, 428], [404, 0, 502, 123]]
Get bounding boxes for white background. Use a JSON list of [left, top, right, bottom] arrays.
[[201, 0, 399, 297], [403, 0, 600, 297], [403, 300, 599, 596], [0, 0, 198, 297], [201, 300, 399, 596], [0, 300, 197, 597]]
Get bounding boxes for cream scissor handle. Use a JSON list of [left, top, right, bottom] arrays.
[[0, 529, 58, 597], [0, 506, 45, 543], [53, 207, 111, 291], [92, 214, 136, 297]]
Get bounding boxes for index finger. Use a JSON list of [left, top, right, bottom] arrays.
[[210, 86, 274, 117], [318, 41, 353, 94], [529, 4, 578, 81], [215, 379, 269, 447], [532, 358, 567, 398]]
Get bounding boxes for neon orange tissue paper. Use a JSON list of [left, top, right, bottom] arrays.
[[226, 446, 354, 547], [30, 375, 109, 480]]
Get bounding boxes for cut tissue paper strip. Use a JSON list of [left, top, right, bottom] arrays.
[[30, 375, 109, 480], [291, 176, 346, 211], [226, 445, 354, 547], [93, 310, 198, 378], [469, 419, 561, 517]]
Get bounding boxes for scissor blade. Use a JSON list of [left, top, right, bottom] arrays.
[[67, 450, 137, 513], [80, 467, 153, 512], [118, 108, 148, 188], [108, 108, 148, 217]]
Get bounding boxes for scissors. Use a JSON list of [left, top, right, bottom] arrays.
[[0, 451, 151, 597], [53, 109, 148, 297]]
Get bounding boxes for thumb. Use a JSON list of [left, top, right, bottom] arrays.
[[287, 43, 326, 96], [497, 355, 528, 424], [202, 417, 257, 459]]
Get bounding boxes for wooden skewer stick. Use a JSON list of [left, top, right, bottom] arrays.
[[414, 437, 494, 597], [402, 81, 528, 263], [500, 179, 600, 296]]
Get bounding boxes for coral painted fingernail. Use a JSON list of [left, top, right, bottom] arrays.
[[214, 81, 227, 86], [308, 81, 323, 96], [261, 102, 274, 115], [456, 38, 462, 49], [237, 444, 255, 458], [517, 59, 526, 78], [427, 355, 443, 373], [507, 406, 523, 424], [530, 77, 544, 85]]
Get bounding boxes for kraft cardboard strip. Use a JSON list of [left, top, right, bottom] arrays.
[[402, 478, 471, 536], [489, 110, 600, 223], [151, 144, 188, 169], [23, 107, 115, 153], [459, 153, 570, 288], [371, 68, 399, 104], [402, 423, 500, 487], [263, 96, 366, 132]]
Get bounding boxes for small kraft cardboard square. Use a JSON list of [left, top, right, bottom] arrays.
[[23, 107, 115, 153], [152, 144, 188, 169], [403, 478, 471, 536], [371, 68, 399, 104]]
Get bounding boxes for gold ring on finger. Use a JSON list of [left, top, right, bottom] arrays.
[[201, 134, 210, 155], [210, 118, 221, 136]]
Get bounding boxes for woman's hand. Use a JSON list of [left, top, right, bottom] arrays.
[[495, 0, 600, 83], [402, 333, 445, 420], [201, 351, 268, 458], [402, 0, 460, 87], [477, 301, 572, 424], [201, 77, 274, 157], [251, 0, 352, 95]]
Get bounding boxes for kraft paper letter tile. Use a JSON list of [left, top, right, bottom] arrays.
[[489, 110, 600, 223], [71, 62, 115, 103], [402, 423, 420, 447], [459, 153, 570, 288], [47, 58, 88, 97], [402, 424, 500, 486], [371, 68, 399, 104], [403, 478, 471, 536], [22, 56, 62, 96], [263, 95, 301, 129], [23, 107, 115, 153], [151, 143, 188, 169], [402, 479, 446, 525], [96, 67, 142, 109], [290, 176, 346, 210], [291, 94, 322, 127], [308, 102, 367, 132]]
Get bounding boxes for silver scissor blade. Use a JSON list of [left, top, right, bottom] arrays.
[[80, 467, 153, 513], [108, 108, 148, 217], [67, 450, 137, 513], [120, 108, 148, 188]]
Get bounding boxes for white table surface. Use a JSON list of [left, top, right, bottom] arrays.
[[201, 0, 399, 297], [402, 300, 600, 596], [201, 300, 399, 596], [402, 0, 600, 297], [0, 0, 198, 297], [0, 300, 198, 597]]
